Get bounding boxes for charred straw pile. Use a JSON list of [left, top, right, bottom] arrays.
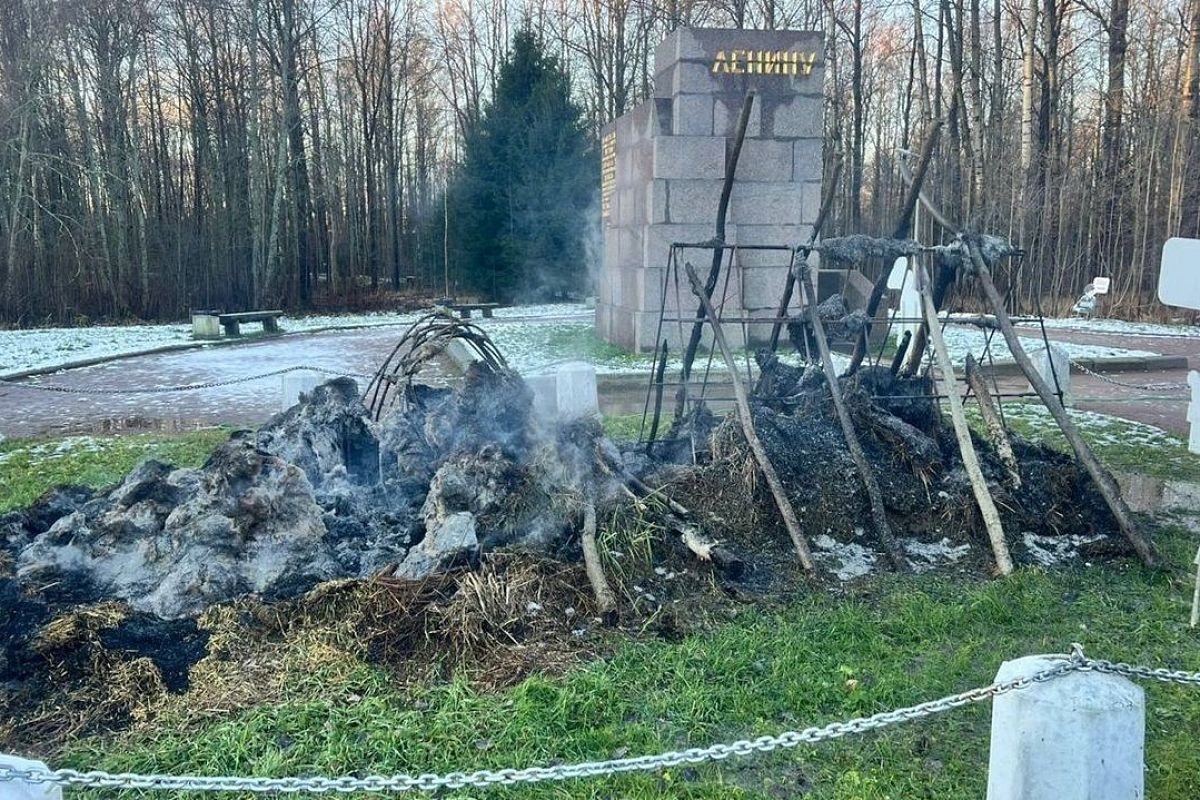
[[0, 314, 1144, 750]]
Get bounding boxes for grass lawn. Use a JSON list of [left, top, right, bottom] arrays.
[[0, 429, 230, 513], [4, 414, 1199, 798]]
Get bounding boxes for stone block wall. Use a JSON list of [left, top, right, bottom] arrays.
[[597, 27, 825, 352]]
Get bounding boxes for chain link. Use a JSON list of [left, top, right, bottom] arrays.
[[0, 366, 375, 395], [1068, 359, 1188, 392], [2, 650, 1194, 794]]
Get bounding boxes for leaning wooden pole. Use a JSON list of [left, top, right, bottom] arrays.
[[846, 119, 943, 375], [767, 154, 842, 352], [796, 261, 909, 571], [684, 262, 816, 576], [964, 353, 1022, 489], [674, 91, 757, 419], [579, 500, 617, 621], [964, 237, 1161, 569], [915, 262, 1013, 575]]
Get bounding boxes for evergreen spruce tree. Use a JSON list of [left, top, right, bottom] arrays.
[[451, 27, 596, 302]]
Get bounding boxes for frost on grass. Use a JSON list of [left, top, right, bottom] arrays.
[[1015, 317, 1200, 339]]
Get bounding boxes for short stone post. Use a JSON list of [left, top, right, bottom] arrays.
[[280, 370, 321, 412], [1187, 371, 1199, 456], [555, 362, 599, 421], [986, 655, 1145, 800], [0, 755, 62, 800], [191, 312, 221, 339], [1028, 344, 1072, 407]]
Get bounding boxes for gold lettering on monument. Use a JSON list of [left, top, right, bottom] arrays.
[[711, 49, 818, 76], [600, 131, 617, 221]]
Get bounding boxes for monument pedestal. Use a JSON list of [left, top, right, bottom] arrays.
[[597, 27, 825, 352]]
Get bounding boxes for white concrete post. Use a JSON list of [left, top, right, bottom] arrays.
[[986, 655, 1145, 800], [1029, 344, 1072, 407], [555, 362, 599, 421], [1187, 371, 1199, 456], [0, 755, 61, 800], [191, 313, 221, 339], [280, 370, 321, 411]]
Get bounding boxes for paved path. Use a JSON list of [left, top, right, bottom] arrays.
[[1, 319, 1196, 439], [0, 326, 446, 438]]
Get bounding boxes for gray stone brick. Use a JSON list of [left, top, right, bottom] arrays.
[[643, 223, 723, 269], [729, 183, 804, 225], [648, 180, 669, 224], [792, 139, 823, 181], [617, 226, 644, 269], [653, 136, 725, 180], [655, 62, 721, 97], [713, 94, 763, 137], [762, 95, 823, 138], [741, 267, 792, 310], [734, 139, 793, 182], [667, 179, 724, 224], [673, 94, 714, 136], [802, 182, 822, 224]]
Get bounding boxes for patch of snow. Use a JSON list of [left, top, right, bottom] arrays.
[[812, 534, 878, 580], [1003, 404, 1183, 449], [1016, 317, 1200, 339], [0, 303, 591, 378], [902, 537, 972, 572], [937, 325, 1158, 364], [1022, 531, 1105, 567]]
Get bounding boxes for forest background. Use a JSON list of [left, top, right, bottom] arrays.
[[0, 0, 1197, 324]]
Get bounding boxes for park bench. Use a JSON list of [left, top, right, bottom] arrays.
[[192, 309, 283, 338], [449, 302, 499, 319]]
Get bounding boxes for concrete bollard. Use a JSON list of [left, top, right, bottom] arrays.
[[1187, 371, 1199, 456], [280, 370, 321, 412], [191, 312, 221, 339], [525, 373, 559, 420], [555, 362, 599, 421], [0, 755, 61, 800], [986, 655, 1145, 800], [1029, 344, 1072, 407]]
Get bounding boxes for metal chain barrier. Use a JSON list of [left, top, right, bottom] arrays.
[[0, 366, 376, 395], [1068, 358, 1188, 393], [1, 648, 1195, 794]]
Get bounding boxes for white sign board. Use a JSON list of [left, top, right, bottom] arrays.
[[887, 256, 909, 290], [1092, 276, 1110, 294], [1159, 237, 1200, 310]]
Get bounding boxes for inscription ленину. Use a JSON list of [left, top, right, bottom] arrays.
[[711, 50, 818, 76]]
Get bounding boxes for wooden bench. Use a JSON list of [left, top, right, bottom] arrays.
[[450, 302, 499, 319]]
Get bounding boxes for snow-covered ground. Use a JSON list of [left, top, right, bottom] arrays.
[[1016, 317, 1200, 339], [2, 304, 1184, 380], [938, 325, 1158, 362], [0, 303, 592, 377]]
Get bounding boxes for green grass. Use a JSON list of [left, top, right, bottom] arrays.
[[0, 429, 230, 512], [6, 412, 1199, 797], [64, 528, 1200, 799], [990, 402, 1200, 482]]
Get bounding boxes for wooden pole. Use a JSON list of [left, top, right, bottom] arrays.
[[674, 91, 757, 420], [964, 353, 1022, 488], [964, 237, 1161, 569], [684, 262, 817, 576], [768, 154, 842, 352], [796, 260, 909, 571], [846, 119, 943, 375], [916, 261, 1014, 575], [645, 340, 669, 455], [579, 500, 617, 621]]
